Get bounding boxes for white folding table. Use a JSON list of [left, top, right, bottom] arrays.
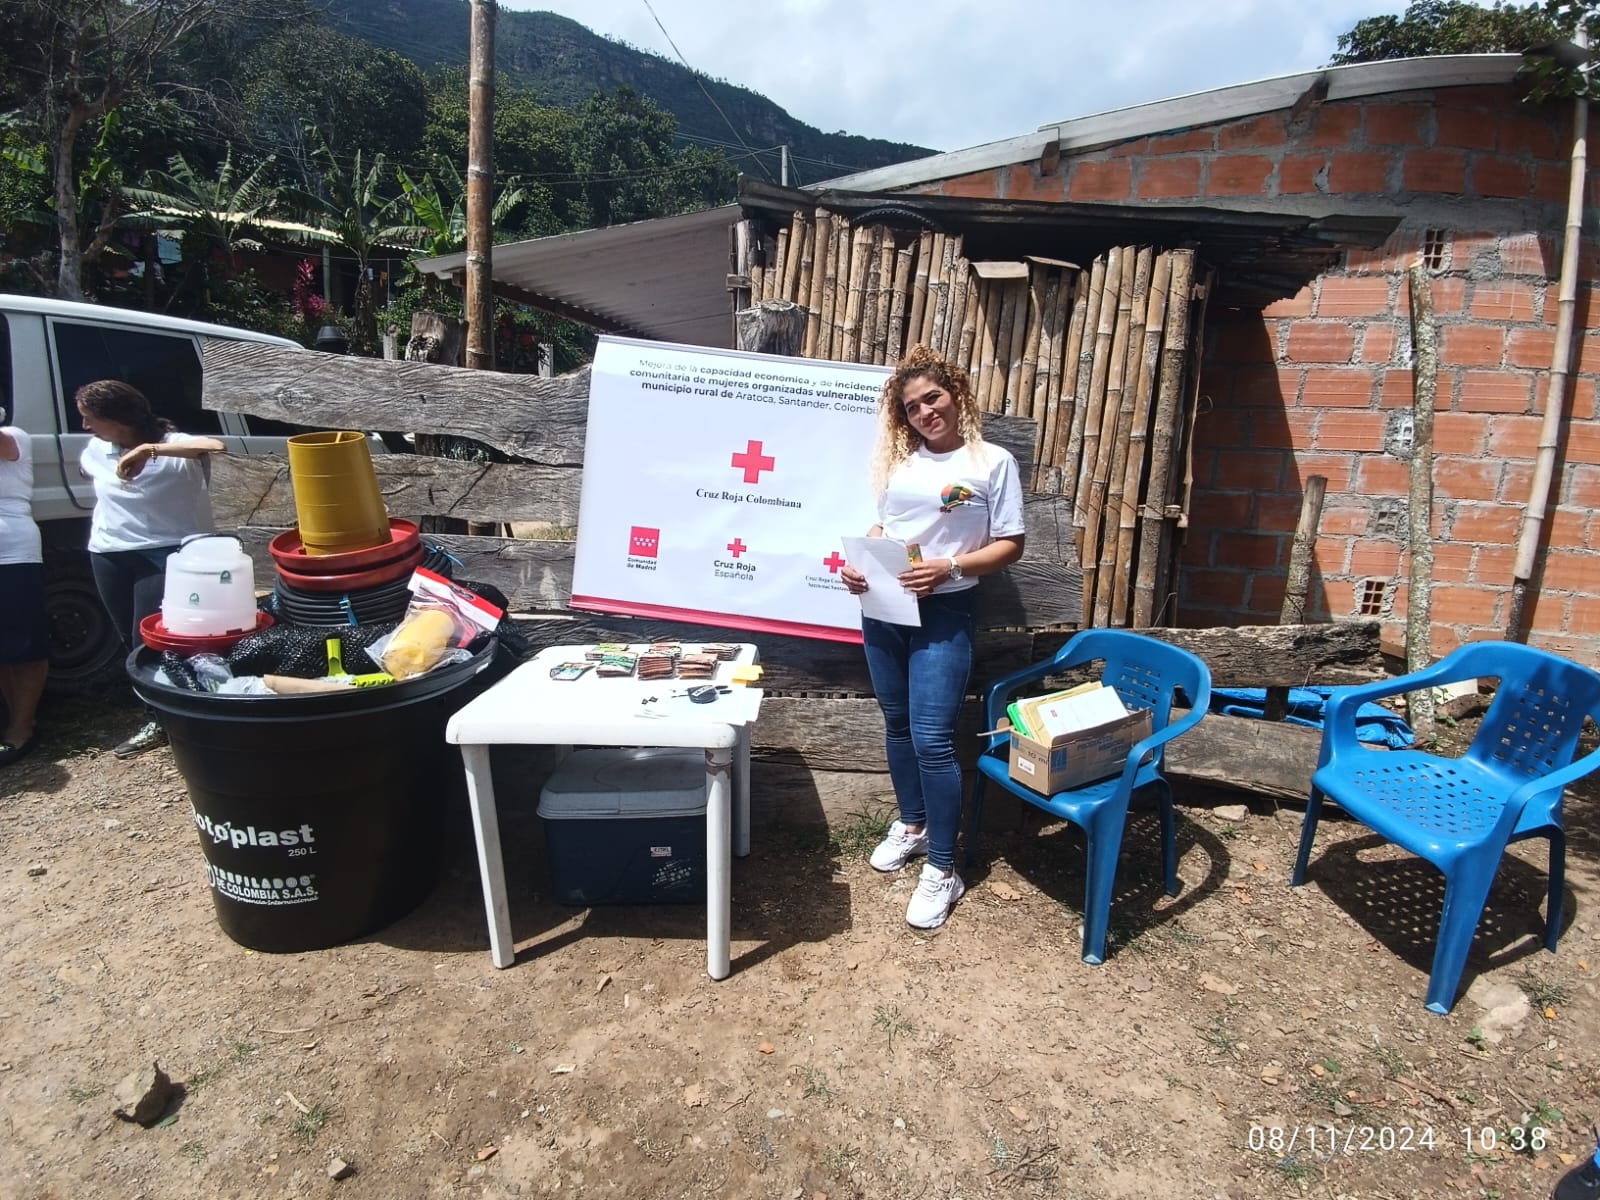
[[445, 643, 762, 979]]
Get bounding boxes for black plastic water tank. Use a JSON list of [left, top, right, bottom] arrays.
[[130, 642, 498, 952]]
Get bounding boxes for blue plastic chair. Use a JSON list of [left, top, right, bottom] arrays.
[[968, 629, 1212, 964], [1291, 641, 1600, 1015]]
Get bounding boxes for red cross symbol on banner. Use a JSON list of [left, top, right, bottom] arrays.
[[822, 551, 847, 573], [730, 439, 775, 484], [726, 538, 748, 558]]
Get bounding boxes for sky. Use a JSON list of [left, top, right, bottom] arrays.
[[501, 0, 1415, 157]]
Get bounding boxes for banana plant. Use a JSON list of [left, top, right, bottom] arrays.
[[396, 154, 527, 260], [284, 126, 427, 354], [121, 146, 281, 309]]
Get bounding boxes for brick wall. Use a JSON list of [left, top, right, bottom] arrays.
[[913, 84, 1600, 662]]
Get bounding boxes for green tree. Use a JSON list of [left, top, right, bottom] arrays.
[[122, 146, 280, 307], [0, 0, 301, 299], [235, 25, 429, 183], [397, 154, 528, 259], [419, 68, 575, 237], [1330, 1, 1562, 63], [289, 130, 423, 355], [567, 87, 735, 228]]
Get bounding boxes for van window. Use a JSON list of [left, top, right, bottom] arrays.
[[52, 320, 221, 434]]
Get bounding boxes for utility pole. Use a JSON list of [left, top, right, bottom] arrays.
[[780, 144, 789, 187], [465, 0, 496, 370]]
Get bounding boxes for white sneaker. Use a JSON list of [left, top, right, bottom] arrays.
[[869, 820, 929, 871], [906, 864, 965, 929]]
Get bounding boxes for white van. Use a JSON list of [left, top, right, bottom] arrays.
[[0, 295, 311, 692]]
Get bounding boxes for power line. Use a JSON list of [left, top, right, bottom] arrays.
[[637, 0, 773, 184]]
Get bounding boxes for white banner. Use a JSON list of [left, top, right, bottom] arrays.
[[571, 336, 890, 641]]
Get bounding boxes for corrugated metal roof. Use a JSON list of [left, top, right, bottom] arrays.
[[414, 204, 738, 348], [414, 55, 1506, 335], [821, 54, 1525, 192]]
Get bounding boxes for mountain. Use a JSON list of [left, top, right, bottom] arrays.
[[322, 0, 934, 183]]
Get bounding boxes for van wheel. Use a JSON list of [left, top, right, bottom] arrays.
[[43, 552, 123, 695]]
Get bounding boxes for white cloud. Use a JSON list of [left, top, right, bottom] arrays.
[[502, 0, 1412, 152]]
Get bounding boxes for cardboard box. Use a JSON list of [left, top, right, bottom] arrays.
[[1006, 707, 1153, 794]]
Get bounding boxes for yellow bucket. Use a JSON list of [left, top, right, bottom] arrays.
[[286, 432, 389, 556]]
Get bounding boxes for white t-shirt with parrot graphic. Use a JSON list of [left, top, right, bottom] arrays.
[[876, 440, 1026, 594]]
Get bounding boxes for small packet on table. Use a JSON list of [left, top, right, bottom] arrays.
[[594, 652, 638, 677]]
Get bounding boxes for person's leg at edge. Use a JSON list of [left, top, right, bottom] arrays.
[[861, 615, 931, 871], [89, 550, 141, 657], [906, 592, 975, 871], [0, 661, 47, 747], [903, 591, 975, 928], [90, 549, 174, 759], [0, 561, 49, 752]]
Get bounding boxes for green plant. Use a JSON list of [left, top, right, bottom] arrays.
[[1502, 1100, 1563, 1156], [1163, 921, 1203, 948], [67, 1083, 103, 1103], [872, 1005, 915, 1054], [802, 1067, 834, 1101], [1303, 1076, 1370, 1119], [291, 1102, 331, 1144], [1320, 1057, 1342, 1074], [186, 1063, 227, 1093], [1197, 1015, 1239, 1057], [1273, 1153, 1319, 1181], [1518, 974, 1571, 1009], [179, 1139, 207, 1163], [1466, 1027, 1490, 1051], [823, 1145, 859, 1172], [1373, 1044, 1409, 1078], [831, 807, 892, 858]]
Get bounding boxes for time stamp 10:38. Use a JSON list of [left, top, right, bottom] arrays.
[[1248, 1125, 1548, 1156]]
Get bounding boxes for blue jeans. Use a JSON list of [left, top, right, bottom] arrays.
[[861, 589, 976, 871]]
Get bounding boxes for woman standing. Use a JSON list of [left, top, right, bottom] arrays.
[[0, 417, 48, 765], [76, 380, 226, 759], [840, 345, 1025, 929]]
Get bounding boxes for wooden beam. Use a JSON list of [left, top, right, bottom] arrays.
[[201, 342, 592, 465], [213, 455, 583, 530], [1164, 711, 1322, 801], [1028, 622, 1384, 688]]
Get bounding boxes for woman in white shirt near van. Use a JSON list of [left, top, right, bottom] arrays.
[[0, 419, 48, 765], [76, 379, 226, 759], [839, 345, 1025, 930]]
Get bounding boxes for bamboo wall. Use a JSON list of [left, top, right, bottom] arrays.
[[736, 210, 1212, 628]]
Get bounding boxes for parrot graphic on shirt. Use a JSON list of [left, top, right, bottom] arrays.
[[939, 483, 974, 512]]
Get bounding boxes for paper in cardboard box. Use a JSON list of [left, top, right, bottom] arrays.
[[1006, 705, 1153, 794], [1006, 679, 1103, 740]]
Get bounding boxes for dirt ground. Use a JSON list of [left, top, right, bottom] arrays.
[[3, 690, 1598, 1200]]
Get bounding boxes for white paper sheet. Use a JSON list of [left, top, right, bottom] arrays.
[[841, 536, 921, 627], [1033, 684, 1130, 738]]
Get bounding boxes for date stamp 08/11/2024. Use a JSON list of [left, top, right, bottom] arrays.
[[1248, 1124, 1550, 1157]]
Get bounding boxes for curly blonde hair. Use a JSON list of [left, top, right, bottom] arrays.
[[869, 345, 985, 496]]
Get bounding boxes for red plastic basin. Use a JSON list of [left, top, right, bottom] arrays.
[[270, 518, 421, 574], [140, 610, 276, 654]]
